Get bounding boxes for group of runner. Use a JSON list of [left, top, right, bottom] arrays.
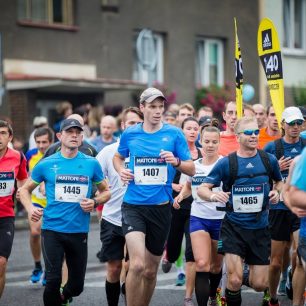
[[0, 87, 306, 306]]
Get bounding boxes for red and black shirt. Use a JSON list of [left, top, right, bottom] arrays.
[[0, 148, 28, 217]]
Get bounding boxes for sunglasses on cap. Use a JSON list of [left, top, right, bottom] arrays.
[[238, 129, 260, 136], [286, 120, 304, 126]]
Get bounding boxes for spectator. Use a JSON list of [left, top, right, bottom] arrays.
[[28, 116, 48, 150], [53, 101, 73, 133], [91, 115, 117, 152]]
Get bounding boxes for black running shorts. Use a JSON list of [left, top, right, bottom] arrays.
[[0, 217, 15, 259], [122, 203, 171, 256], [218, 217, 271, 265], [100, 219, 125, 262], [269, 209, 300, 241]]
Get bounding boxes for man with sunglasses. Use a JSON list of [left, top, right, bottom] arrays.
[[264, 106, 305, 306], [198, 116, 283, 306]]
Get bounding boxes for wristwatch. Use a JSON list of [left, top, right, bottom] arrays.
[[93, 198, 99, 208]]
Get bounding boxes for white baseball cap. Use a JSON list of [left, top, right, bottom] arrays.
[[282, 106, 304, 123], [139, 87, 166, 103]]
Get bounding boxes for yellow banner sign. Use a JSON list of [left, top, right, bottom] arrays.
[[235, 18, 243, 118], [257, 18, 284, 126]]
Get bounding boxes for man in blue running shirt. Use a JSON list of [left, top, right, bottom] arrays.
[[113, 87, 195, 306], [20, 118, 110, 306], [283, 155, 306, 306], [264, 106, 305, 305], [97, 107, 143, 306], [198, 116, 283, 306]]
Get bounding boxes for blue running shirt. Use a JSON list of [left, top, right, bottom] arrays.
[[117, 123, 191, 205], [203, 152, 282, 229], [291, 148, 306, 238], [264, 138, 304, 210], [31, 151, 104, 233]]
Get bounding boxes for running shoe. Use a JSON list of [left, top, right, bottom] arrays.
[[216, 288, 226, 306], [261, 288, 270, 306], [208, 295, 226, 306], [176, 273, 186, 286], [268, 299, 280, 306], [277, 278, 286, 296], [208, 297, 217, 306], [30, 268, 43, 284], [161, 258, 172, 273], [183, 297, 194, 306], [60, 287, 73, 306], [285, 265, 293, 300], [40, 271, 47, 286]]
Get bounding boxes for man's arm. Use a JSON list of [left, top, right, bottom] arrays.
[[176, 160, 195, 177], [79, 179, 111, 213], [113, 152, 134, 184], [283, 158, 306, 216], [95, 179, 111, 204], [159, 150, 195, 177], [268, 180, 283, 204], [197, 182, 230, 203], [15, 178, 28, 201], [19, 179, 43, 222]]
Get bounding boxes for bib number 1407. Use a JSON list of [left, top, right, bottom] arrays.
[[142, 168, 159, 176]]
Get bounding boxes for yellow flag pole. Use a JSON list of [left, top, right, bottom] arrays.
[[235, 18, 243, 119]]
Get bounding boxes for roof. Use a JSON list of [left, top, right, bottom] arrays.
[[5, 73, 146, 93]]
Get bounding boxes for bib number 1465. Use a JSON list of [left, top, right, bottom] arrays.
[[240, 196, 258, 205]]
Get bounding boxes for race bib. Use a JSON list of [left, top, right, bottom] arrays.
[[279, 174, 288, 202], [32, 185, 46, 200], [134, 157, 167, 185], [0, 172, 15, 197], [124, 156, 130, 169], [232, 184, 264, 213], [55, 174, 89, 203], [191, 175, 206, 201]]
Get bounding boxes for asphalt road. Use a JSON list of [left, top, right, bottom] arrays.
[[0, 221, 292, 306]]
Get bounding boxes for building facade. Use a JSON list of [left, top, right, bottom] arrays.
[[1, 0, 261, 139]]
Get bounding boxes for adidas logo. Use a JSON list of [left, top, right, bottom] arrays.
[[127, 226, 133, 231], [6, 231, 11, 236], [246, 163, 254, 169], [262, 30, 272, 50], [264, 34, 270, 44], [291, 148, 298, 153]]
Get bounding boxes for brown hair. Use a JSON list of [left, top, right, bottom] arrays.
[[121, 107, 144, 123], [0, 120, 13, 136], [234, 116, 257, 135]]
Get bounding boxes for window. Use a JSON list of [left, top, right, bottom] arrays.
[[18, 0, 74, 26], [283, 0, 306, 52], [196, 38, 224, 87], [133, 31, 164, 85]]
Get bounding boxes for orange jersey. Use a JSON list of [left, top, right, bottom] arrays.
[[258, 128, 280, 149], [218, 133, 239, 156]]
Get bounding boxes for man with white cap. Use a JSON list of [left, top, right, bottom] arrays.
[[28, 116, 48, 150], [264, 106, 306, 306], [113, 87, 195, 306]]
